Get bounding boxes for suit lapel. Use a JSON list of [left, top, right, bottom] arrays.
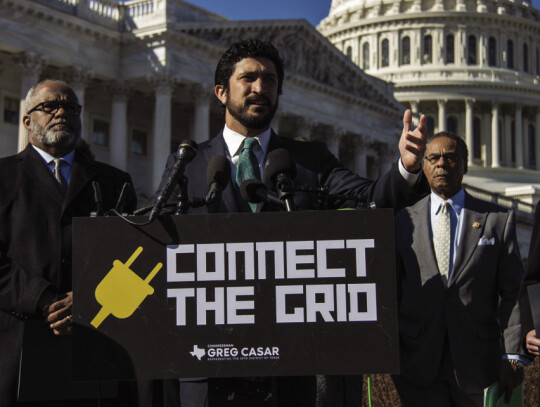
[[448, 195, 486, 286], [410, 196, 442, 286], [202, 134, 239, 213], [20, 145, 65, 207], [63, 153, 97, 212]]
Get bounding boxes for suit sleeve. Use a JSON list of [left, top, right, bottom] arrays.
[[324, 160, 429, 211], [518, 204, 540, 349], [497, 210, 526, 355]]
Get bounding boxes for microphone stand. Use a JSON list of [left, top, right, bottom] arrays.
[[175, 175, 190, 215]]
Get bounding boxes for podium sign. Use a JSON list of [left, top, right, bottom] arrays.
[[73, 210, 399, 380]]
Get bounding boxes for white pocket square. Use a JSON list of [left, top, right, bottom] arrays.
[[478, 236, 495, 246]]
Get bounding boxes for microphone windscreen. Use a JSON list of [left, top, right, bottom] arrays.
[[206, 155, 231, 188], [240, 179, 266, 203], [177, 139, 198, 162], [264, 148, 297, 184]]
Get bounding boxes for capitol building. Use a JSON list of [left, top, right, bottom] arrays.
[[318, 0, 540, 206]]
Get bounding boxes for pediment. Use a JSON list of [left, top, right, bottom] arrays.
[[174, 19, 402, 116]]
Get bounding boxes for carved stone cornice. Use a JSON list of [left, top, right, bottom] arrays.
[[17, 52, 47, 76], [63, 67, 94, 89]]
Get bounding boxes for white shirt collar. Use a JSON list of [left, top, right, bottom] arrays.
[[31, 144, 75, 167], [222, 125, 272, 162], [430, 188, 465, 217]]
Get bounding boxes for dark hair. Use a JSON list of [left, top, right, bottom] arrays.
[[215, 39, 284, 96], [428, 131, 469, 173]]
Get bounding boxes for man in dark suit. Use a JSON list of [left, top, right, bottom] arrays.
[[154, 39, 429, 406], [519, 205, 540, 357], [393, 132, 525, 406], [0, 79, 136, 406]]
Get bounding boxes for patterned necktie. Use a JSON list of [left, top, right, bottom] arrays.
[[236, 137, 261, 212], [433, 201, 451, 286], [53, 158, 68, 195]]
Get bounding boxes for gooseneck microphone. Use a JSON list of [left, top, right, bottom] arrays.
[[205, 155, 231, 211], [264, 148, 297, 212], [240, 179, 282, 209], [149, 140, 198, 222]]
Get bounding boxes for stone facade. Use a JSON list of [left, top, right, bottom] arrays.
[[0, 0, 404, 199]]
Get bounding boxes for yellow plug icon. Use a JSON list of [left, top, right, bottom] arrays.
[[91, 246, 162, 328]]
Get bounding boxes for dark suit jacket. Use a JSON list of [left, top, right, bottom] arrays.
[[394, 192, 524, 392], [519, 204, 540, 350], [0, 144, 136, 406], [157, 131, 428, 213]]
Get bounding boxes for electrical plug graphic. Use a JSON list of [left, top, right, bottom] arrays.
[[91, 246, 162, 328]]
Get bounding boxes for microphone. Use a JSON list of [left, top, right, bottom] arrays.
[[264, 148, 297, 212], [115, 182, 132, 214], [240, 179, 282, 208], [205, 155, 231, 211], [91, 181, 102, 217], [149, 140, 198, 221]]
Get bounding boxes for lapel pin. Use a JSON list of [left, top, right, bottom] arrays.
[[472, 222, 480, 228]]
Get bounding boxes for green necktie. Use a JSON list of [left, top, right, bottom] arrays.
[[236, 137, 261, 212]]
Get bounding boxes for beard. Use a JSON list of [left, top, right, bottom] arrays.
[[30, 119, 78, 150], [226, 93, 278, 130]]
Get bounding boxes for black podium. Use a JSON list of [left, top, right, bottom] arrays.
[[72, 210, 399, 381]]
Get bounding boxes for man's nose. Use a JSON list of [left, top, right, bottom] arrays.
[[251, 78, 264, 93]]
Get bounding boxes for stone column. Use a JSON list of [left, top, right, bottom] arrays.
[[272, 112, 283, 134], [437, 99, 447, 132], [491, 102, 500, 168], [17, 52, 47, 151], [523, 117, 530, 169], [410, 101, 419, 126], [465, 98, 474, 167], [504, 114, 512, 167], [190, 84, 212, 145], [110, 83, 129, 171], [353, 138, 368, 177], [536, 109, 540, 170], [326, 130, 342, 159], [515, 104, 523, 169], [64, 67, 93, 140], [378, 144, 394, 175], [151, 75, 175, 191]]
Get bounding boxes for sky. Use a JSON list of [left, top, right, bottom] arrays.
[[185, 0, 333, 27], [184, 0, 540, 27]]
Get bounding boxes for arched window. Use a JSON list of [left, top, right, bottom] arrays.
[[381, 39, 389, 67], [402, 36, 410, 65], [523, 43, 529, 72], [488, 37, 497, 67], [468, 35, 477, 65], [447, 116, 458, 135], [423, 35, 433, 64], [473, 117, 481, 159], [446, 34, 455, 64], [529, 124, 536, 168], [507, 39, 514, 69], [346, 46, 353, 60], [363, 42, 370, 70]]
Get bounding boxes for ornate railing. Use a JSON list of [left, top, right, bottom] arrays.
[[463, 183, 536, 222]]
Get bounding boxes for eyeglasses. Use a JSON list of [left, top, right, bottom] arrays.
[[27, 101, 82, 116], [424, 153, 461, 165]]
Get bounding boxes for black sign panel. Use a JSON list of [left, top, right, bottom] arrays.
[[73, 210, 398, 380]]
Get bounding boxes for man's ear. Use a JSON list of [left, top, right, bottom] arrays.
[[23, 114, 31, 131], [215, 85, 227, 105]]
